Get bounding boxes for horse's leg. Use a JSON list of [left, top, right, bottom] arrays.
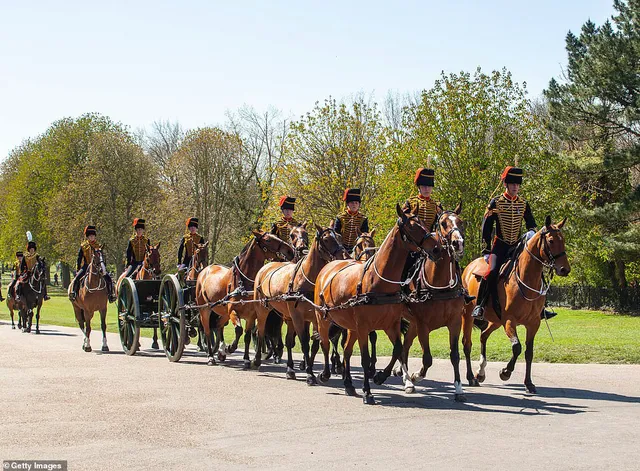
[[410, 318, 433, 387], [151, 327, 159, 350], [372, 328, 402, 386], [524, 321, 540, 393], [242, 317, 255, 366], [10, 305, 15, 329], [368, 330, 378, 377], [100, 308, 109, 352], [285, 321, 297, 380], [342, 330, 357, 396], [398, 319, 418, 393], [448, 317, 466, 402], [228, 323, 243, 355], [499, 319, 521, 381], [462, 305, 478, 386], [251, 309, 267, 369], [197, 324, 206, 352], [35, 301, 42, 334], [475, 322, 499, 383], [217, 321, 228, 361], [200, 309, 216, 366], [74, 306, 85, 350], [357, 328, 375, 405], [328, 323, 343, 374], [84, 311, 92, 352], [291, 313, 316, 385], [317, 316, 332, 383], [309, 320, 320, 368]]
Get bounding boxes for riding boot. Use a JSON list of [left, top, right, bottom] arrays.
[[490, 281, 502, 319], [541, 302, 557, 320], [105, 275, 116, 303], [69, 276, 80, 301], [43, 284, 50, 301], [472, 278, 490, 320]]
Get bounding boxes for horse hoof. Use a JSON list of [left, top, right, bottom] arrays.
[[197, 346, 205, 353], [306, 375, 318, 386], [525, 382, 537, 394], [242, 360, 251, 370], [36, 329, 40, 334], [468, 378, 480, 387], [499, 369, 511, 381], [151, 342, 159, 350], [207, 358, 217, 366], [298, 361, 306, 371], [274, 356, 281, 365], [368, 368, 377, 378], [345, 386, 357, 397], [286, 370, 296, 380], [475, 372, 486, 383], [102, 346, 109, 352], [405, 385, 416, 394], [319, 372, 331, 384], [336, 364, 344, 375], [84, 346, 92, 352], [12, 326, 16, 330], [373, 371, 386, 386], [393, 368, 402, 377], [217, 352, 227, 362], [250, 361, 260, 370], [363, 394, 376, 405], [454, 393, 467, 403]]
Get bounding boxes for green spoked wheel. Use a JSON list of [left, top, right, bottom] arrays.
[[158, 274, 186, 362], [117, 278, 140, 356]]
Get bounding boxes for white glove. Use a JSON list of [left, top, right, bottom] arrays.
[[483, 254, 490, 263], [177, 264, 186, 270], [525, 230, 536, 240]]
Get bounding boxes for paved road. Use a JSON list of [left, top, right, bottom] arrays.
[[1, 321, 639, 470]]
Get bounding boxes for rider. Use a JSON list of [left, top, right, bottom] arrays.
[[6, 251, 23, 301], [70, 225, 116, 303], [403, 168, 443, 230], [271, 196, 298, 242], [16, 241, 50, 301], [472, 166, 554, 320], [178, 217, 206, 269], [333, 188, 369, 253], [123, 218, 150, 278]]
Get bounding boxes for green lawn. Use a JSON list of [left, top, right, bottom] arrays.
[[1, 289, 639, 364]]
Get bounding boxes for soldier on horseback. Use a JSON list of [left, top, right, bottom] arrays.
[[70, 225, 116, 303], [123, 218, 150, 278], [472, 166, 554, 320], [16, 241, 50, 301], [6, 251, 23, 301], [271, 196, 298, 242], [333, 188, 369, 253], [403, 168, 443, 230], [178, 217, 207, 269]]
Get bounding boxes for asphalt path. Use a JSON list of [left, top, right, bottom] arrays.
[[1, 321, 639, 470]]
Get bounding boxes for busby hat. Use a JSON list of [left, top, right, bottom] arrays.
[[279, 196, 296, 211], [84, 225, 97, 237], [501, 166, 523, 184], [186, 217, 199, 228], [414, 168, 435, 187], [27, 241, 36, 250], [16, 251, 23, 257], [133, 218, 145, 229], [342, 188, 361, 203]]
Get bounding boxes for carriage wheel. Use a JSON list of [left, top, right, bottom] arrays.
[[159, 274, 186, 362], [117, 278, 140, 356]]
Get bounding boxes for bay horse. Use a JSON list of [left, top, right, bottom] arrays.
[[253, 224, 348, 384], [461, 216, 570, 393], [314, 204, 442, 404], [69, 248, 110, 352], [388, 205, 468, 401], [7, 282, 19, 329], [135, 243, 162, 349], [195, 230, 294, 366], [225, 223, 311, 365], [15, 257, 46, 334]]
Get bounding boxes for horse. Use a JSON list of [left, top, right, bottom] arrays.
[[388, 205, 468, 401], [314, 204, 442, 404], [195, 230, 294, 366], [69, 248, 110, 352], [135, 243, 162, 349], [253, 224, 348, 384], [15, 257, 46, 334], [7, 280, 19, 329], [226, 223, 311, 365], [461, 216, 570, 393], [327, 230, 378, 375]]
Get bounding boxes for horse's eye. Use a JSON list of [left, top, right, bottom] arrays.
[[441, 221, 447, 228]]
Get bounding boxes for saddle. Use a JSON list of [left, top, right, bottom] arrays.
[[471, 240, 525, 280]]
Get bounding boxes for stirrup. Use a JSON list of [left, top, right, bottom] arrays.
[[541, 308, 557, 320], [471, 305, 485, 320]]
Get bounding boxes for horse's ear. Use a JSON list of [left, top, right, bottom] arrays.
[[454, 201, 462, 215], [252, 229, 264, 238], [301, 221, 307, 229], [314, 223, 323, 233], [557, 217, 567, 229], [396, 203, 407, 221], [545, 215, 552, 228], [370, 228, 376, 238], [156, 242, 161, 249], [356, 227, 362, 236]]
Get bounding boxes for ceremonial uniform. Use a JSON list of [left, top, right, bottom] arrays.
[[70, 226, 115, 302], [473, 167, 537, 319], [334, 188, 369, 252], [271, 196, 298, 242], [7, 252, 23, 300], [178, 217, 207, 268], [123, 218, 150, 278], [16, 241, 49, 300]]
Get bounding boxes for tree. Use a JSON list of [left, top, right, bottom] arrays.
[[545, 0, 640, 288]]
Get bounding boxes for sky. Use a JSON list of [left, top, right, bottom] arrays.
[[0, 0, 615, 159]]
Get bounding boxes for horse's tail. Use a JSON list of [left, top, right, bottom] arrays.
[[264, 309, 282, 343], [328, 322, 343, 342], [400, 317, 410, 335]]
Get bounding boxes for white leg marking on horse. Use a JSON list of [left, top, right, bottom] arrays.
[[478, 354, 487, 376], [454, 380, 464, 395], [102, 337, 108, 348], [220, 341, 226, 353]]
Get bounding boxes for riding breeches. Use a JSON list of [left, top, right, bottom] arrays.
[[123, 262, 143, 279]]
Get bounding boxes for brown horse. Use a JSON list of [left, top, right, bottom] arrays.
[[7, 280, 18, 329], [136, 243, 162, 349], [69, 248, 110, 352], [314, 204, 442, 404], [461, 216, 570, 393], [14, 257, 46, 334], [389, 205, 467, 401], [195, 230, 294, 366], [253, 224, 348, 384], [224, 223, 310, 364]]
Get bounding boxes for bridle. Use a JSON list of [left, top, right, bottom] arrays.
[[290, 229, 310, 261], [435, 211, 464, 262], [256, 234, 293, 262], [397, 214, 437, 260], [142, 248, 161, 278], [85, 250, 106, 292], [352, 234, 376, 261], [527, 227, 567, 269], [315, 228, 346, 262]]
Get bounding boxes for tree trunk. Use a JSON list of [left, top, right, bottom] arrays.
[[61, 263, 71, 289], [615, 259, 627, 289]]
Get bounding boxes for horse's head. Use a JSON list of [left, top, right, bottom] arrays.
[[436, 202, 465, 259], [314, 224, 349, 261], [534, 216, 571, 277], [251, 229, 295, 261], [289, 222, 309, 259], [145, 243, 162, 275], [396, 204, 442, 261], [90, 248, 106, 275], [352, 229, 376, 261], [192, 241, 209, 269]]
